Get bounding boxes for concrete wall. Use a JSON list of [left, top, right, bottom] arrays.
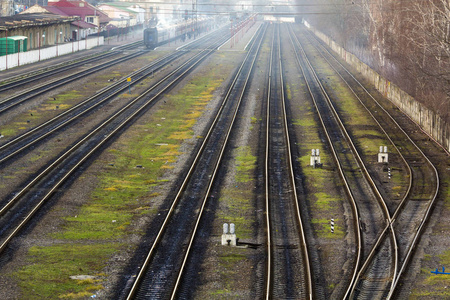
[[0, 36, 104, 71], [304, 22, 450, 153]]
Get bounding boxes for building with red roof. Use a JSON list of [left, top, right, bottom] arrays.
[[45, 0, 110, 39]]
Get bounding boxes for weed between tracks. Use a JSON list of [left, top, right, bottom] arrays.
[[288, 74, 348, 296], [286, 79, 345, 240], [321, 71, 409, 199], [412, 250, 450, 298], [327, 80, 387, 155], [218, 188, 254, 241], [235, 146, 256, 183], [11, 62, 229, 299], [0, 90, 84, 138], [216, 147, 257, 241], [411, 179, 450, 298]]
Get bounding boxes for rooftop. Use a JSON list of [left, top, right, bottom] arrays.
[[0, 12, 77, 30]]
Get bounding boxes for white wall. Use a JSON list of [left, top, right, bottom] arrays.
[[304, 21, 450, 153], [0, 36, 104, 71]]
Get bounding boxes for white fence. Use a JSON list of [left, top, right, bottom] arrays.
[[0, 36, 104, 71]]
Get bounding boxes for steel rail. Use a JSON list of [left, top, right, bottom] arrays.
[[264, 25, 275, 300], [263, 23, 313, 300], [286, 24, 363, 299], [302, 29, 414, 221], [0, 48, 206, 217], [0, 25, 232, 163], [301, 28, 409, 298], [0, 25, 228, 115], [0, 51, 122, 92], [0, 51, 188, 165], [170, 23, 267, 300], [387, 167, 439, 299], [0, 36, 226, 255], [0, 41, 143, 88], [0, 51, 146, 113], [302, 28, 440, 298], [124, 22, 266, 300], [287, 24, 398, 299], [278, 24, 313, 299]]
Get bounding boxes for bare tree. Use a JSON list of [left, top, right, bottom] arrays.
[[300, 0, 449, 121], [402, 0, 449, 120]]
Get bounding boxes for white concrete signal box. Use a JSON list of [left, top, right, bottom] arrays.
[[378, 146, 388, 163], [222, 223, 237, 246]]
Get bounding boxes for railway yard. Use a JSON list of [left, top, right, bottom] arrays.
[[0, 20, 448, 300]]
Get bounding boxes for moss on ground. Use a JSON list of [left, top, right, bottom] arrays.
[[235, 146, 256, 183], [210, 249, 247, 298], [15, 244, 116, 299], [218, 187, 254, 240], [0, 52, 160, 140], [410, 249, 450, 298], [10, 59, 232, 299], [291, 83, 344, 241], [0, 89, 83, 138]]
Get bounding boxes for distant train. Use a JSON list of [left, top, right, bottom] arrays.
[[143, 18, 214, 49]]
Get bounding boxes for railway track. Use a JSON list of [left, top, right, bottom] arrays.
[[263, 24, 312, 300], [0, 41, 143, 92], [0, 27, 225, 119], [0, 28, 226, 167], [297, 25, 440, 299], [122, 23, 266, 299], [287, 23, 398, 299], [0, 19, 443, 299], [0, 33, 220, 116], [0, 49, 151, 115], [0, 24, 233, 262]]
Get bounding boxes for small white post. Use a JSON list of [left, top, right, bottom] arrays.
[[310, 149, 321, 167], [378, 145, 388, 163], [221, 223, 237, 246]]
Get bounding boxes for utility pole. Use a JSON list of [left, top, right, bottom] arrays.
[[192, 0, 197, 38]]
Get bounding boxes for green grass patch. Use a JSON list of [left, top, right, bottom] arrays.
[[48, 90, 83, 106], [314, 192, 340, 211], [290, 83, 345, 239], [285, 83, 292, 100], [0, 90, 82, 139], [235, 146, 256, 183], [311, 218, 344, 238], [218, 253, 246, 268], [0, 127, 16, 137], [410, 248, 450, 298], [210, 289, 233, 296], [218, 188, 253, 240], [292, 115, 316, 127], [444, 178, 450, 208], [11, 61, 235, 299], [212, 249, 248, 297], [14, 243, 117, 299], [330, 85, 389, 157]]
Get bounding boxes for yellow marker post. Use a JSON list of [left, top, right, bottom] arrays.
[[127, 77, 131, 94]]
